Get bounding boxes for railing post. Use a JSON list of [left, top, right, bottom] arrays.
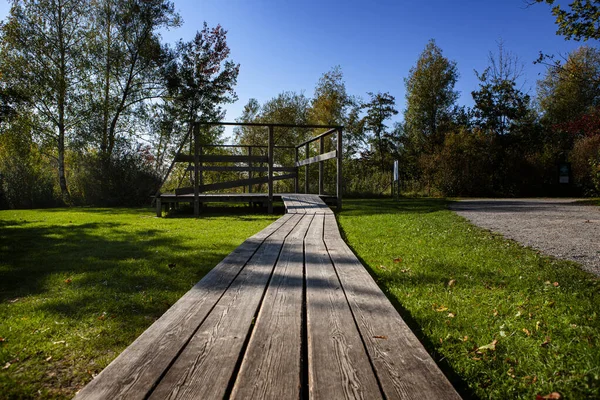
[[337, 128, 342, 211], [304, 142, 309, 194], [248, 146, 252, 194], [193, 123, 200, 217], [294, 146, 299, 194], [319, 136, 324, 195], [268, 125, 274, 214]]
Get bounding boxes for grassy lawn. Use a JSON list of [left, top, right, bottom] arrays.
[[0, 207, 277, 399], [577, 198, 600, 207], [337, 199, 600, 399]]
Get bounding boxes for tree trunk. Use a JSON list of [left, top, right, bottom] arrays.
[[57, 0, 71, 205]]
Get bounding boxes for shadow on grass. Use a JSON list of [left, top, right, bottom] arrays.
[[0, 220, 235, 308], [337, 197, 448, 216]]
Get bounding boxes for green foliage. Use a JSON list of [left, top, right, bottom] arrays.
[[404, 39, 459, 152], [537, 46, 600, 126], [0, 207, 277, 398], [570, 135, 600, 195], [360, 92, 398, 174], [0, 119, 57, 209], [535, 0, 600, 41], [338, 199, 600, 399]]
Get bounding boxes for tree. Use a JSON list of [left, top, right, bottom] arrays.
[[308, 66, 353, 126], [537, 46, 600, 125], [360, 91, 398, 174], [1, 0, 90, 203], [86, 0, 180, 163], [404, 39, 459, 153], [166, 23, 239, 147], [532, 0, 600, 41], [472, 41, 531, 135]]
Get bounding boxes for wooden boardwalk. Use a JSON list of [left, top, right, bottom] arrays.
[[75, 195, 461, 400]]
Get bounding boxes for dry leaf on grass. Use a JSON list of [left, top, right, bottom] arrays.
[[393, 257, 402, 263], [477, 339, 498, 352], [448, 279, 456, 287]]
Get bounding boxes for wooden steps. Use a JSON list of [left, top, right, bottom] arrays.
[[75, 195, 461, 400]]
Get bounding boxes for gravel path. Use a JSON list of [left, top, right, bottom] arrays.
[[449, 199, 600, 276]]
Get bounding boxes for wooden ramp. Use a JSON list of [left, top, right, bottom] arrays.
[[75, 195, 461, 400]]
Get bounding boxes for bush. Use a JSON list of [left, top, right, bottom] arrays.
[[70, 143, 161, 206], [570, 135, 600, 195], [0, 127, 58, 209]]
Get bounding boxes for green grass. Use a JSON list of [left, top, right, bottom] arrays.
[[0, 207, 278, 399], [337, 199, 600, 399], [577, 198, 600, 207]]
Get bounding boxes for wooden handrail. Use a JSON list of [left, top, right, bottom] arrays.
[[295, 128, 338, 149]]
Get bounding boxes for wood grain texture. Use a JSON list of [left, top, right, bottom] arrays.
[[74, 214, 294, 400], [148, 214, 303, 400], [230, 213, 314, 399], [323, 214, 461, 400], [305, 214, 382, 400], [296, 150, 337, 167]]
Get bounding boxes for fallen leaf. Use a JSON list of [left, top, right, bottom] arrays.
[[52, 341, 66, 345], [378, 264, 389, 271], [64, 279, 72, 284], [0, 337, 5, 343], [45, 356, 52, 362], [373, 335, 388, 340], [541, 336, 551, 347], [400, 268, 410, 273], [507, 367, 516, 378], [393, 257, 402, 263], [553, 282, 559, 287], [523, 328, 531, 336], [2, 362, 10, 370], [448, 313, 455, 318], [8, 298, 20, 303], [448, 279, 456, 287], [461, 336, 468, 342], [477, 339, 498, 351], [493, 309, 499, 317], [435, 306, 448, 312], [535, 392, 562, 400], [471, 357, 481, 361]]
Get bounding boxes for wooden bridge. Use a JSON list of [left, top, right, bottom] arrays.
[[75, 194, 461, 399]]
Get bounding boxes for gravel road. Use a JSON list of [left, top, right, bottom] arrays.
[[449, 199, 600, 276]]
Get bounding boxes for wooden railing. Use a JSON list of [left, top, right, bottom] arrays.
[[159, 122, 342, 216]]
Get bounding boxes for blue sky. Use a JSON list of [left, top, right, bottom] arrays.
[[0, 0, 588, 140]]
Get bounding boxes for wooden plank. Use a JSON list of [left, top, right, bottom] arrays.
[[296, 150, 337, 167], [322, 214, 461, 400], [231, 214, 314, 399], [185, 165, 296, 173], [295, 128, 338, 148], [175, 154, 269, 163], [281, 195, 304, 214], [74, 214, 294, 400], [305, 214, 382, 399], [148, 214, 303, 400], [175, 173, 296, 195]]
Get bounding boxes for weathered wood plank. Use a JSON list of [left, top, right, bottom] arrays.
[[175, 154, 269, 163], [282, 195, 305, 214], [185, 165, 296, 173], [175, 173, 296, 195], [230, 213, 314, 399], [74, 214, 294, 400], [148, 214, 303, 400], [323, 214, 461, 400], [305, 214, 382, 399], [296, 150, 337, 167]]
